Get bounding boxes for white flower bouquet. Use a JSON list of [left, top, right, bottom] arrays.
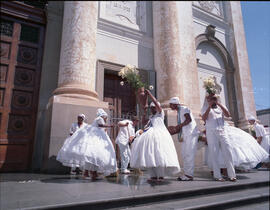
[[119, 64, 148, 110], [203, 76, 221, 96], [118, 64, 146, 91]]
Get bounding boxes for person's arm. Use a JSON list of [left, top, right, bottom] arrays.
[[69, 124, 75, 136], [257, 136, 263, 144], [98, 124, 114, 128], [145, 89, 162, 113], [118, 121, 129, 127], [216, 102, 230, 118], [202, 106, 211, 122], [176, 113, 192, 130]]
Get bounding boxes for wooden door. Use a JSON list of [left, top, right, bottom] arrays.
[[0, 7, 45, 171], [104, 73, 137, 166]]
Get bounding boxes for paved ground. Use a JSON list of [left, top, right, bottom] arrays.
[[0, 167, 269, 210]]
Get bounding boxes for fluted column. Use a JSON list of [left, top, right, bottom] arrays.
[[228, 1, 256, 129], [153, 1, 184, 104], [53, 1, 98, 101], [152, 1, 200, 112]]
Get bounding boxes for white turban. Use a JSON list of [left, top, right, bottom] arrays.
[[97, 108, 108, 117], [169, 97, 180, 105], [248, 115, 256, 121], [78, 113, 85, 120], [150, 102, 161, 107]]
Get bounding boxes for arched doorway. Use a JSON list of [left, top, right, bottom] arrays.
[[195, 34, 239, 125]]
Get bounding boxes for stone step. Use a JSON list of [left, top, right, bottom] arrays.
[[123, 186, 269, 210], [28, 180, 269, 210]]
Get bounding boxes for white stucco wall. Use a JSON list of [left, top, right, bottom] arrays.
[[96, 1, 154, 71]]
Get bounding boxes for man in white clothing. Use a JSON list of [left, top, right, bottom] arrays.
[[69, 114, 88, 174], [248, 116, 270, 165], [202, 95, 236, 182], [116, 116, 139, 174], [169, 97, 199, 181]]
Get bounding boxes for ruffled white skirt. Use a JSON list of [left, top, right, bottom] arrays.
[[130, 126, 180, 176], [57, 125, 117, 175], [206, 126, 269, 169]]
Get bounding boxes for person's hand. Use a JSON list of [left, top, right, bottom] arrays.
[[145, 89, 151, 95]]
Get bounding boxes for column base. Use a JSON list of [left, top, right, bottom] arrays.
[[237, 118, 251, 131], [41, 95, 109, 173], [53, 85, 99, 102]]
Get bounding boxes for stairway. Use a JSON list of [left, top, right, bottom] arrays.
[[46, 180, 269, 210]]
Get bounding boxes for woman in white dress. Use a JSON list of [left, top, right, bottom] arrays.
[[57, 108, 117, 180], [200, 97, 269, 173], [130, 89, 181, 181]]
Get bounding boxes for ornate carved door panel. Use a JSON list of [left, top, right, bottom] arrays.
[[0, 2, 46, 171]]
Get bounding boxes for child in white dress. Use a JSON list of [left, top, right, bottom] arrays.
[[130, 89, 181, 181], [57, 109, 117, 180]]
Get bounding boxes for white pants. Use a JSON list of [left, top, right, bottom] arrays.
[[148, 167, 165, 178], [181, 134, 198, 177], [206, 128, 236, 179], [118, 143, 131, 171]]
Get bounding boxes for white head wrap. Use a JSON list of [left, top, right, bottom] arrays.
[[248, 115, 256, 121], [96, 108, 108, 117], [150, 101, 161, 107], [169, 97, 180, 105], [78, 113, 85, 120]]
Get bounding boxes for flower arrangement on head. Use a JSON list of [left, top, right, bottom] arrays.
[[203, 76, 222, 97]]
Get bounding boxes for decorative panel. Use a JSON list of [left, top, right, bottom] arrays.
[[11, 90, 33, 110], [0, 88, 4, 106], [99, 1, 147, 32], [0, 42, 11, 59], [7, 115, 31, 135], [0, 19, 13, 37], [17, 46, 37, 65], [193, 1, 224, 17], [0, 64, 8, 83], [14, 67, 35, 87], [20, 24, 40, 43]]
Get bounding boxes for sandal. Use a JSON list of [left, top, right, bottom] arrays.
[[214, 178, 225, 182], [229, 177, 237, 182], [177, 176, 193, 181]]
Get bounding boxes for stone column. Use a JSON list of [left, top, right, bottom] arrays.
[[152, 1, 200, 112], [153, 2, 203, 169], [152, 1, 184, 104], [42, 1, 109, 173], [228, 1, 256, 129], [53, 1, 99, 101]]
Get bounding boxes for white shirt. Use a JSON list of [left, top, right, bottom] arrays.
[[203, 106, 228, 130], [254, 122, 267, 138], [116, 120, 135, 146], [69, 122, 87, 135], [179, 105, 199, 137]]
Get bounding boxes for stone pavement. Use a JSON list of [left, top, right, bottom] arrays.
[[0, 167, 269, 210]]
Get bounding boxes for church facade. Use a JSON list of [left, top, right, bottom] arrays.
[[0, 1, 256, 172]]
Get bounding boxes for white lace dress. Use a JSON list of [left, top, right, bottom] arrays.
[[130, 110, 181, 176], [57, 116, 117, 175], [205, 124, 269, 169]]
